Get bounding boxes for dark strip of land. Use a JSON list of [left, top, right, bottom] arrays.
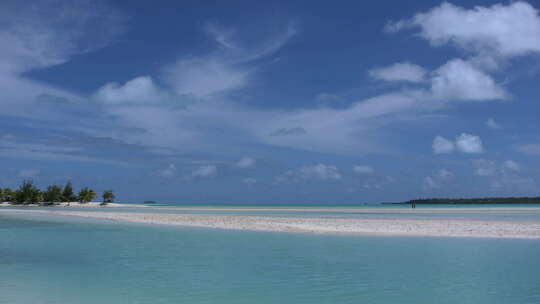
[[390, 197, 540, 205]]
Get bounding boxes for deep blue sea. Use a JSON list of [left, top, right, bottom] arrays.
[[1, 207, 540, 304]]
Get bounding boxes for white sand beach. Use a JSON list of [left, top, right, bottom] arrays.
[[2, 208, 540, 239]]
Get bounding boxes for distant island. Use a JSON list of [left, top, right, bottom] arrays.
[[389, 197, 540, 205]]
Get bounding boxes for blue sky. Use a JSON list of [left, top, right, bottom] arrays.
[[1, 0, 540, 204]]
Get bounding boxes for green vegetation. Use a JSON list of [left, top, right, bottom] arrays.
[[14, 180, 41, 204], [62, 182, 77, 202], [101, 190, 115, 206], [78, 187, 97, 203], [1, 180, 113, 206], [43, 185, 63, 205], [405, 197, 540, 205]]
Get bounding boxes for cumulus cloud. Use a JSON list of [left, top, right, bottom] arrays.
[[353, 165, 374, 174], [474, 159, 497, 177], [192, 165, 217, 178], [430, 59, 507, 101], [386, 2, 540, 59], [455, 133, 484, 154], [157, 164, 176, 178], [433, 133, 484, 154], [486, 118, 503, 130], [242, 177, 257, 185], [237, 156, 256, 168], [424, 168, 453, 189], [369, 62, 427, 82], [474, 159, 520, 177], [432, 136, 455, 154], [503, 160, 520, 171], [473, 159, 534, 192], [95, 76, 169, 104], [276, 164, 342, 183]]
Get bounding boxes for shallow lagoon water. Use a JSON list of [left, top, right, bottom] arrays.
[[5, 203, 540, 222], [1, 212, 540, 304]]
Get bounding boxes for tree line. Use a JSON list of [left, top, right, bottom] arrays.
[[405, 197, 540, 205], [0, 180, 115, 206]]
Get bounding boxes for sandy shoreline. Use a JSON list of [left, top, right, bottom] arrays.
[[2, 208, 540, 239], [155, 206, 540, 214], [2, 202, 540, 213]]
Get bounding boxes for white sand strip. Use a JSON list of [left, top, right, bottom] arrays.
[[3, 209, 540, 239], [154, 206, 540, 214]]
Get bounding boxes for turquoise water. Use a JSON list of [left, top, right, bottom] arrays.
[[1, 213, 540, 303], [5, 204, 540, 222]]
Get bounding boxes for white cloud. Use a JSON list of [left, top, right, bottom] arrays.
[[430, 59, 507, 101], [472, 159, 535, 192], [514, 143, 540, 155], [353, 165, 374, 174], [158, 164, 176, 178], [0, 0, 124, 74], [386, 2, 540, 59], [475, 159, 521, 178], [486, 118, 503, 130], [237, 156, 256, 168], [433, 133, 484, 154], [163, 23, 296, 99], [315, 93, 342, 104], [438, 168, 453, 179], [432, 136, 455, 154], [242, 177, 257, 185], [255, 91, 426, 155], [18, 168, 40, 178], [424, 168, 453, 189], [206, 22, 297, 62], [297, 164, 342, 180], [424, 176, 439, 189], [192, 165, 217, 178], [0, 0, 123, 119], [455, 133, 484, 154], [276, 164, 342, 183], [95, 76, 168, 104], [369, 62, 427, 82], [164, 58, 249, 98], [0, 134, 127, 165], [473, 159, 496, 176], [503, 160, 520, 171]]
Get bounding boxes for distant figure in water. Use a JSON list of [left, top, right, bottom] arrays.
[[412, 202, 416, 209]]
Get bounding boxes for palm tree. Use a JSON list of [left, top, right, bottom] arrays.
[[2, 188, 14, 202], [62, 182, 77, 202], [14, 180, 40, 204], [78, 188, 97, 203], [101, 190, 115, 206], [43, 185, 62, 205]]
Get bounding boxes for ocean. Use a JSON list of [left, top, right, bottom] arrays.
[[1, 207, 540, 304]]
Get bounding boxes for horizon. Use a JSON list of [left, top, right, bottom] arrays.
[[2, 0, 540, 204]]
